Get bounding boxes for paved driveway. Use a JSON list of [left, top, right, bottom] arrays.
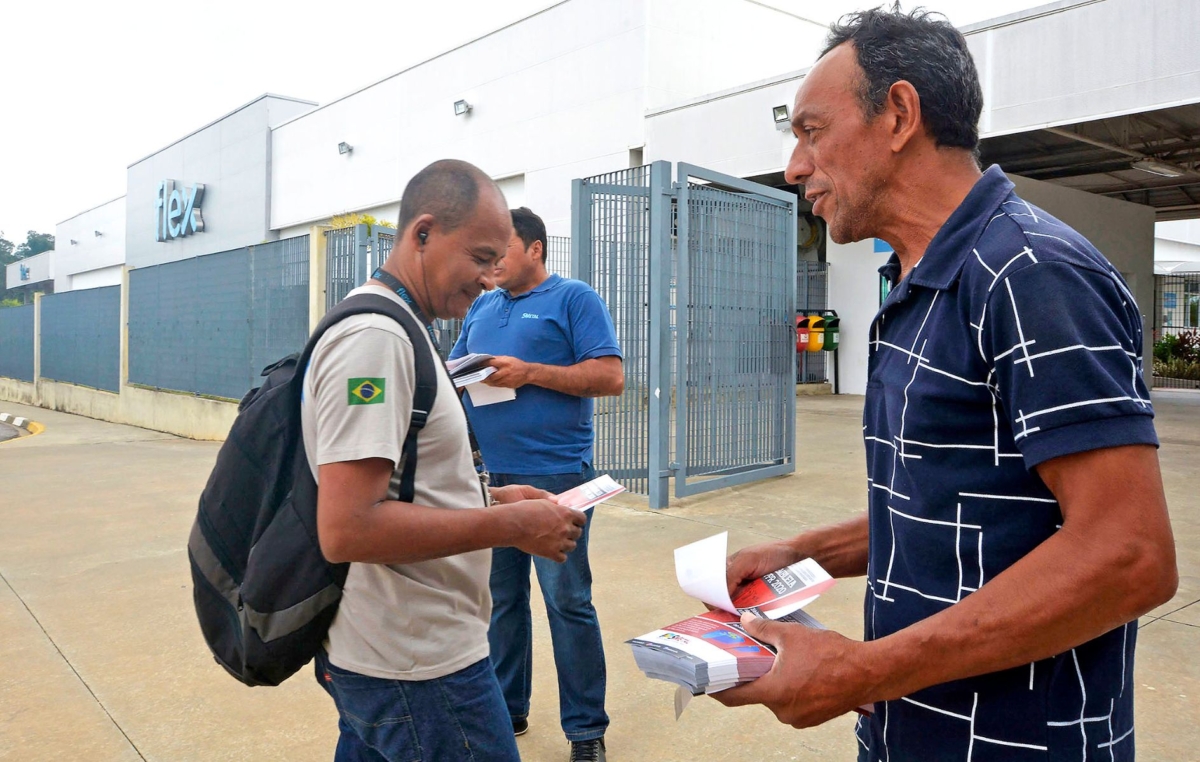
[[0, 393, 1195, 760]]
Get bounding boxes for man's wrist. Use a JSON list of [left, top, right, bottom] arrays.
[[849, 638, 897, 710], [523, 361, 544, 387], [785, 530, 823, 565]]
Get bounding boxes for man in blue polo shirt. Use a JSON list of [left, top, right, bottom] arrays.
[[451, 206, 623, 762], [715, 9, 1177, 761]]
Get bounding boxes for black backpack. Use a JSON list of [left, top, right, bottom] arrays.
[[188, 293, 437, 687]]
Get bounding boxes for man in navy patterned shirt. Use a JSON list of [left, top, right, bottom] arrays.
[[716, 9, 1177, 760]]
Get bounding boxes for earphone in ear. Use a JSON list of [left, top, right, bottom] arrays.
[[418, 231, 428, 245]]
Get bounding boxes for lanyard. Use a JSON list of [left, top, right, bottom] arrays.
[[370, 268, 492, 502], [371, 268, 437, 343]]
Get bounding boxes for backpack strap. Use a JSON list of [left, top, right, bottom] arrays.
[[301, 294, 438, 504]]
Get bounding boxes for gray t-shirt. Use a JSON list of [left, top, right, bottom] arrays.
[[301, 285, 491, 681]]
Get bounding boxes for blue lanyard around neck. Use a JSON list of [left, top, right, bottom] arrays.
[[371, 268, 437, 342]]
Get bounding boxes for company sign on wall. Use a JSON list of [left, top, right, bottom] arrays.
[[156, 180, 206, 242]]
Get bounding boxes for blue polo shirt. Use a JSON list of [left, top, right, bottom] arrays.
[[450, 274, 622, 475], [857, 166, 1157, 761]]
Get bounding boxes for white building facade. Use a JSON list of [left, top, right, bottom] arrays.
[[27, 0, 1200, 395]]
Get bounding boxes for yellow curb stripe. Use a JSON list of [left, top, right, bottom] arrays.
[[0, 413, 44, 442]]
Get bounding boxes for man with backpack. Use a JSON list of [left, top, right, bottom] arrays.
[[302, 160, 586, 761]]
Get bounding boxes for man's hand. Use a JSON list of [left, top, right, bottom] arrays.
[[504, 499, 588, 562], [726, 541, 805, 599], [484, 356, 535, 389], [711, 614, 873, 728], [490, 483, 553, 504]]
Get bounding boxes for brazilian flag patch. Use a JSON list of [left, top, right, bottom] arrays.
[[348, 378, 386, 406]]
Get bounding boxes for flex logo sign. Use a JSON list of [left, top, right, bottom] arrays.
[[155, 180, 206, 241], [19, 264, 30, 281]]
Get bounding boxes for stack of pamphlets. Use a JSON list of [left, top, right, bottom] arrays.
[[627, 532, 835, 697], [556, 474, 626, 512], [628, 607, 826, 696], [445, 353, 514, 406]]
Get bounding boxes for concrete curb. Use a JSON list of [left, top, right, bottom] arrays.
[[0, 412, 45, 437]]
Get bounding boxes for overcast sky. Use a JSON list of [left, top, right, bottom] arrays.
[[0, 0, 1050, 241]]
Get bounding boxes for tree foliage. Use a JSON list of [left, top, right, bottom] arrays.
[[0, 230, 55, 306], [14, 230, 54, 259], [0, 232, 15, 267]]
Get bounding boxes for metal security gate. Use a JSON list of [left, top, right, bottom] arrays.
[[572, 164, 660, 496], [325, 225, 398, 311], [675, 165, 796, 498], [572, 161, 796, 509]]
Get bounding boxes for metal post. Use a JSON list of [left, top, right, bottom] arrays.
[[570, 179, 591, 283], [647, 161, 674, 509], [672, 173, 691, 500], [355, 224, 370, 288], [785, 192, 798, 462]]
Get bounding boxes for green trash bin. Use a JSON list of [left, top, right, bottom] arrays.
[[821, 311, 840, 352]]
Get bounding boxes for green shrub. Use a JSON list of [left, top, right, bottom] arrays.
[[1154, 357, 1200, 381], [1154, 329, 1200, 365]]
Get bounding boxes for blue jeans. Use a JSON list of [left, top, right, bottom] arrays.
[[488, 466, 609, 742], [314, 651, 520, 762]]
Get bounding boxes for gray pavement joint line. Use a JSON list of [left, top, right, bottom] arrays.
[[1153, 598, 1200, 621], [0, 568, 148, 761]]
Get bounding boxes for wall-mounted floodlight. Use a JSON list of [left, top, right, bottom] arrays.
[[94, 230, 103, 237], [69, 239, 79, 245], [772, 104, 791, 130], [1131, 158, 1185, 178], [454, 99, 472, 116], [338, 142, 353, 155]]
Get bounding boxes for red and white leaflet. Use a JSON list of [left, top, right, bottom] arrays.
[[555, 474, 626, 512], [732, 558, 836, 620], [673, 532, 835, 618], [674, 531, 738, 614]]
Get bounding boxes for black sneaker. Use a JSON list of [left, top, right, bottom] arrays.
[[512, 717, 529, 736], [569, 738, 606, 762]]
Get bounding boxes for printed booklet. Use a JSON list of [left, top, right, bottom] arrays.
[[556, 474, 626, 512], [628, 607, 825, 696], [628, 531, 836, 696], [445, 353, 515, 407]]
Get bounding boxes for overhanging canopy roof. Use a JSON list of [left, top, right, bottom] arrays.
[[981, 103, 1200, 221]]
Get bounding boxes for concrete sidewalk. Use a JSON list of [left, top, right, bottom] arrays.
[[0, 394, 1195, 761]]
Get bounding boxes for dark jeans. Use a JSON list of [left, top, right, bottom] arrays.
[[314, 651, 519, 762], [488, 466, 609, 742]]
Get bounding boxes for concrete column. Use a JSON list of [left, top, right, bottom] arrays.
[[308, 226, 329, 333], [32, 291, 42, 387], [825, 238, 890, 396]]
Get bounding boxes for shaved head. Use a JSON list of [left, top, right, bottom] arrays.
[[397, 159, 504, 233]]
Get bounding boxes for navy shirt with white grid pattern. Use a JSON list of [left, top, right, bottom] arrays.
[[857, 166, 1157, 761]]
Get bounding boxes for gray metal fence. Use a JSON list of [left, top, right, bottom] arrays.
[[797, 261, 829, 383], [572, 164, 656, 495], [326, 225, 398, 311], [1153, 273, 1200, 389], [677, 177, 795, 487], [572, 162, 796, 508], [129, 236, 310, 400], [40, 286, 120, 392], [325, 227, 360, 310], [375, 230, 395, 269], [0, 305, 35, 382], [547, 235, 571, 277]]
